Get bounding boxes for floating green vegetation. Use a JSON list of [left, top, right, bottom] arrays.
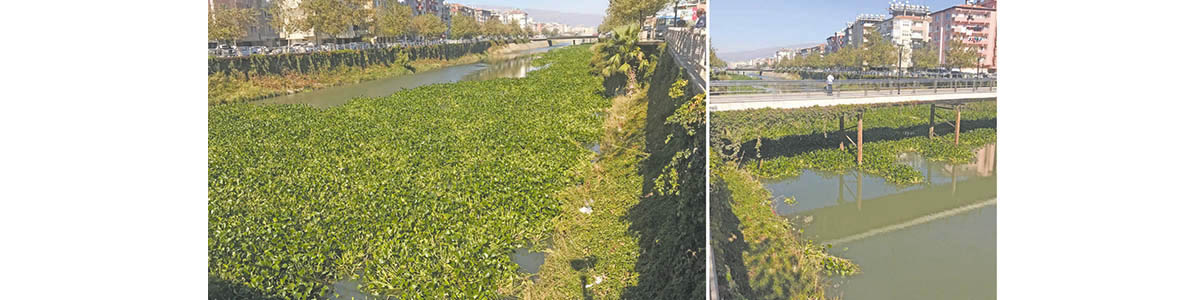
[[711, 164, 858, 299], [745, 128, 997, 184], [712, 101, 996, 145], [208, 46, 608, 299]]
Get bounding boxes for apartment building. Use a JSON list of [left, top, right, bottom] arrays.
[[929, 0, 997, 71], [878, 3, 932, 68]]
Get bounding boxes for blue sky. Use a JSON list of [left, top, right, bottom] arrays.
[[713, 0, 966, 52], [455, 0, 608, 15]]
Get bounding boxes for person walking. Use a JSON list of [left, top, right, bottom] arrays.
[[826, 74, 835, 96]]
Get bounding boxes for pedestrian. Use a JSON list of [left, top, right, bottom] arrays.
[[826, 74, 835, 96]]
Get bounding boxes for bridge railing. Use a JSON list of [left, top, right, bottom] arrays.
[[664, 27, 708, 92], [711, 78, 997, 97]]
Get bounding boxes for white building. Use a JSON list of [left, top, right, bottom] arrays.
[[878, 2, 932, 68]]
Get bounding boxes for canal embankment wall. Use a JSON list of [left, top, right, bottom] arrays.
[[208, 39, 527, 76]]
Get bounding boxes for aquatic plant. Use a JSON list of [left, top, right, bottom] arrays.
[[208, 46, 608, 299]]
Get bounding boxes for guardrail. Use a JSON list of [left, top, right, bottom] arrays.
[[711, 78, 997, 97], [663, 27, 708, 92]]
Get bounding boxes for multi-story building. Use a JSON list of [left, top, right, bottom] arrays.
[[775, 49, 796, 62], [826, 31, 847, 54], [500, 9, 530, 29], [447, 3, 475, 19], [208, 0, 279, 46], [399, 0, 449, 23], [878, 3, 931, 68], [798, 44, 825, 57], [849, 14, 885, 48], [929, 0, 997, 72]]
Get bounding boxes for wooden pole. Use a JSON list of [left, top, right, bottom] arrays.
[[857, 112, 864, 165], [954, 106, 962, 145], [839, 113, 846, 150], [929, 104, 936, 139]]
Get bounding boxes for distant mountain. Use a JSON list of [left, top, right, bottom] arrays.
[[717, 43, 823, 63], [465, 4, 603, 28]]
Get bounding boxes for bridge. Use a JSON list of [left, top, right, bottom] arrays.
[[711, 78, 996, 111], [530, 35, 599, 46], [714, 77, 996, 166]]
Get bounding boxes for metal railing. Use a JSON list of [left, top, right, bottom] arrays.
[[664, 27, 709, 91], [711, 78, 997, 97]]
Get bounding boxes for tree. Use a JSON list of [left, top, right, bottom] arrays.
[[374, 3, 414, 42], [710, 48, 727, 69], [482, 18, 505, 37], [590, 24, 653, 95], [945, 38, 981, 70], [267, 0, 303, 42], [296, 0, 369, 45], [209, 5, 256, 45], [861, 32, 897, 69], [601, 0, 672, 32], [912, 44, 939, 70], [449, 14, 478, 40], [412, 14, 446, 40], [506, 22, 523, 38]]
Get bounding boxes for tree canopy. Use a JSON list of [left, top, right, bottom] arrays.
[[413, 14, 446, 39], [374, 4, 414, 39], [209, 6, 256, 45], [601, 0, 672, 32], [449, 15, 479, 39]]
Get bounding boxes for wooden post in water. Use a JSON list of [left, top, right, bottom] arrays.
[[929, 104, 936, 139], [954, 105, 962, 145], [857, 112, 864, 165], [839, 113, 846, 150]]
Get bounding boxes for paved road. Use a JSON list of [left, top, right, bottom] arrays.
[[710, 87, 997, 111]]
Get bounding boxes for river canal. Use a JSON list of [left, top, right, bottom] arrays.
[[765, 144, 997, 299], [255, 44, 568, 108]]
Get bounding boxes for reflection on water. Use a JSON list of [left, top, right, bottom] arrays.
[[254, 44, 568, 108], [764, 144, 997, 300]]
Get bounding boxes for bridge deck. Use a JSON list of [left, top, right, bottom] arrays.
[[710, 88, 996, 111]]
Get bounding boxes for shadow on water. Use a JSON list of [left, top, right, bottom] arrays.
[[727, 118, 997, 161], [620, 47, 706, 299]]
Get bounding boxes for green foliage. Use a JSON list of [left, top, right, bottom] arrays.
[[945, 38, 983, 69], [745, 129, 997, 184], [449, 14, 479, 40], [710, 48, 728, 69], [208, 41, 494, 77], [482, 18, 505, 37], [621, 44, 706, 299], [712, 101, 997, 146], [209, 46, 609, 299], [373, 4, 414, 39], [413, 13, 446, 39], [912, 44, 940, 70], [298, 0, 371, 45], [208, 5, 256, 44], [601, 0, 672, 32], [590, 24, 657, 96], [710, 165, 858, 300]]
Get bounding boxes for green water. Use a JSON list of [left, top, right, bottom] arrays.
[[765, 144, 997, 300], [254, 45, 566, 108]]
